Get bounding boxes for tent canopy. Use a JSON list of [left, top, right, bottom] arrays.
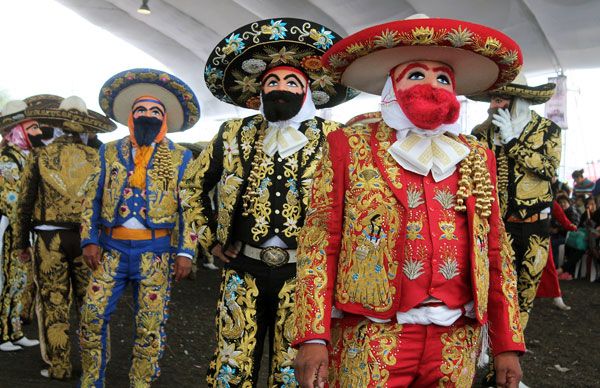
[[55, 0, 600, 120]]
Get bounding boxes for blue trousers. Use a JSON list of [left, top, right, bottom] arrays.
[[79, 233, 174, 388]]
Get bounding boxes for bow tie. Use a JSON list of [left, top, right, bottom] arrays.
[[263, 125, 308, 159], [388, 132, 470, 182]]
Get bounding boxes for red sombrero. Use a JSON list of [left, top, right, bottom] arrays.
[[322, 15, 522, 96]]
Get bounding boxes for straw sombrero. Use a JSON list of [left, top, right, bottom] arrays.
[[321, 15, 523, 96], [467, 73, 556, 105], [99, 68, 200, 132], [205, 18, 358, 109]]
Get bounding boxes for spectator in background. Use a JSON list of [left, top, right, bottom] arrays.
[[572, 169, 595, 196], [552, 174, 571, 197], [573, 194, 586, 218], [551, 195, 579, 266], [558, 196, 600, 279]]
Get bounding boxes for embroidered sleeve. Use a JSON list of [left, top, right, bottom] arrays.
[[0, 150, 22, 222], [180, 122, 227, 257], [505, 116, 561, 181], [484, 149, 526, 355], [80, 144, 105, 247], [13, 151, 39, 250], [176, 148, 196, 258], [293, 130, 347, 345]]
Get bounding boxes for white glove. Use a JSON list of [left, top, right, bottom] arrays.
[[492, 108, 515, 144]]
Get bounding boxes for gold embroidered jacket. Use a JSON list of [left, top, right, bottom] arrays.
[[472, 111, 561, 219], [0, 144, 27, 223], [180, 114, 343, 256], [13, 136, 100, 250], [294, 121, 525, 355], [80, 137, 195, 256]]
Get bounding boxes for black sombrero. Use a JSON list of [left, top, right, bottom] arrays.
[[205, 18, 358, 109], [467, 73, 556, 105]]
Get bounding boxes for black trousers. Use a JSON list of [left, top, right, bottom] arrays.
[[505, 218, 550, 329], [207, 255, 297, 387]]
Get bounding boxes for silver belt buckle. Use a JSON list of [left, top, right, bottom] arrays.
[[260, 247, 290, 267]]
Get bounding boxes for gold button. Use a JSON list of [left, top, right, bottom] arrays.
[[135, 194, 139, 197], [133, 211, 137, 215], [275, 209, 280, 215], [277, 175, 282, 180], [276, 192, 281, 197], [274, 228, 280, 233]]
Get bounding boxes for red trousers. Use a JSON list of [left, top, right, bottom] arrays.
[[328, 315, 481, 387]]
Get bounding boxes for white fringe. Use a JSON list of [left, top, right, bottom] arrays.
[[478, 322, 490, 368]]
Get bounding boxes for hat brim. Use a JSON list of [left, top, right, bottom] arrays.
[[26, 108, 116, 133], [345, 111, 382, 127], [341, 46, 499, 96], [100, 69, 200, 132], [323, 18, 522, 96], [467, 82, 556, 105]]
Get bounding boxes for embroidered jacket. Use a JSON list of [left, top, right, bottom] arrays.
[[80, 137, 194, 256], [180, 114, 343, 255], [13, 135, 100, 249], [0, 144, 27, 223], [294, 121, 525, 356], [472, 111, 561, 219]]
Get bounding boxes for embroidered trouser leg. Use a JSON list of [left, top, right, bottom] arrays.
[[79, 234, 173, 388], [20, 257, 36, 322], [35, 229, 90, 379], [506, 219, 550, 329], [206, 256, 297, 387], [328, 316, 481, 387], [0, 226, 27, 343]]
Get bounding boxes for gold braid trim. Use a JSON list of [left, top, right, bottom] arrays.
[[496, 150, 509, 216], [455, 142, 495, 219], [241, 126, 267, 216], [152, 141, 175, 190]]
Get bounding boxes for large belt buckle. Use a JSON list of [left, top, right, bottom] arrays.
[[260, 247, 289, 267]]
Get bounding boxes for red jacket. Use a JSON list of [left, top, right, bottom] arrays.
[[294, 121, 525, 355]]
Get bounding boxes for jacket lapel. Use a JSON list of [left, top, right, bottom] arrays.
[[370, 121, 408, 209]]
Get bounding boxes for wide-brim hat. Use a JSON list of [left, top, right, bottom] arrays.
[[99, 68, 200, 132], [321, 15, 522, 96], [1, 94, 115, 134], [345, 111, 382, 127], [467, 73, 556, 105], [25, 94, 116, 133], [205, 17, 359, 109], [179, 141, 208, 158]]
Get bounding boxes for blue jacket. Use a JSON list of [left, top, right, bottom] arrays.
[[80, 137, 195, 256]]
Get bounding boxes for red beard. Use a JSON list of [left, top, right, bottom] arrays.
[[395, 84, 460, 130]]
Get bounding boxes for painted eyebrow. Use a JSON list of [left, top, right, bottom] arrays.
[[149, 106, 165, 115], [433, 65, 455, 85], [262, 74, 281, 85], [24, 123, 38, 130], [395, 62, 430, 83], [283, 74, 304, 85]]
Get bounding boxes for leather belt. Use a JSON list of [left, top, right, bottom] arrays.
[[104, 226, 170, 240], [506, 212, 549, 223], [242, 244, 297, 267]]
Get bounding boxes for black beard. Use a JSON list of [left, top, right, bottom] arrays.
[[28, 134, 45, 148], [262, 91, 304, 122], [133, 116, 163, 146]]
